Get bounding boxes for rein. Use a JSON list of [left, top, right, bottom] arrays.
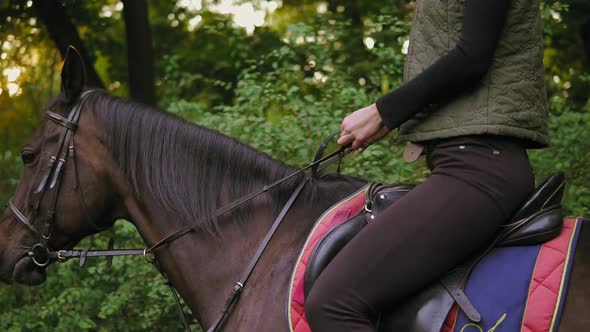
[[47, 139, 348, 265], [7, 90, 350, 332]]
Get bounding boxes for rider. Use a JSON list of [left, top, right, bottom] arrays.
[[305, 0, 548, 331]]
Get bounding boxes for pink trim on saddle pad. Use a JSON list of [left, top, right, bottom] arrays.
[[443, 218, 581, 332], [521, 218, 581, 332], [287, 186, 368, 332]]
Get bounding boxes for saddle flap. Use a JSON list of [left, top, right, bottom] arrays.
[[303, 184, 413, 298], [303, 214, 369, 298], [378, 281, 455, 332]]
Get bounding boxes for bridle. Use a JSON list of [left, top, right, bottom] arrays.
[[8, 90, 105, 267], [6, 89, 350, 331]]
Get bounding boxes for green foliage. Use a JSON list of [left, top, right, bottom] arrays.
[[529, 101, 590, 217], [168, 11, 426, 184], [0, 150, 22, 206], [0, 0, 588, 331]]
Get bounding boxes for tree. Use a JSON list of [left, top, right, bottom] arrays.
[[122, 0, 156, 105]]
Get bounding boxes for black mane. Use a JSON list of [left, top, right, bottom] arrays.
[[86, 91, 299, 234]]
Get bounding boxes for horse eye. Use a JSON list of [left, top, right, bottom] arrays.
[[21, 150, 36, 164]]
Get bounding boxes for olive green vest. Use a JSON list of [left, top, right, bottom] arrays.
[[399, 0, 549, 148]]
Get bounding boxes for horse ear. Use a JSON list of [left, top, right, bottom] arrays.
[[61, 45, 87, 102]]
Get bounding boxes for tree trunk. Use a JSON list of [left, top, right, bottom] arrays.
[[32, 0, 104, 88], [327, 0, 371, 74], [582, 20, 590, 64], [122, 0, 157, 106]]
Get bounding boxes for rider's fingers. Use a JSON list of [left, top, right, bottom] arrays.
[[337, 133, 355, 147], [351, 137, 365, 151]]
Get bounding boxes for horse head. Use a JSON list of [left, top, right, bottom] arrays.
[[0, 46, 126, 285]]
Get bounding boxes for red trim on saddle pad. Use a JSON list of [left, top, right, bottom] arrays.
[[521, 218, 581, 332], [443, 218, 581, 332], [287, 186, 368, 332]]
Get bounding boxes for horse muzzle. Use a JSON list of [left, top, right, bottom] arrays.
[[12, 254, 48, 286]]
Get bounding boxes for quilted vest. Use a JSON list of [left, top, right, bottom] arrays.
[[399, 0, 549, 148]]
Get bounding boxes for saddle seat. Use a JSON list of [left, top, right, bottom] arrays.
[[303, 172, 565, 331]]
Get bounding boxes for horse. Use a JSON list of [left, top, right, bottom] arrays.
[[0, 47, 588, 331]]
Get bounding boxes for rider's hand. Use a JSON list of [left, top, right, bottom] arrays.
[[337, 103, 390, 152]]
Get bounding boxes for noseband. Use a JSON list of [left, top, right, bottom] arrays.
[[8, 90, 102, 267]]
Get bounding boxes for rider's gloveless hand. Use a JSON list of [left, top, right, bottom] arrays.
[[337, 103, 390, 152]]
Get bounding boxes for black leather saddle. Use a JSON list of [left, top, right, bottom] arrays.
[[304, 172, 565, 332]]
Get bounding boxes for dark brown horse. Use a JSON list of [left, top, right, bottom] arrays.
[[0, 48, 588, 331]]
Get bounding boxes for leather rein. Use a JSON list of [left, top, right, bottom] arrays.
[[7, 90, 349, 332]]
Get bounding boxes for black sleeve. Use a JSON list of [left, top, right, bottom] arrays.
[[375, 0, 511, 130]]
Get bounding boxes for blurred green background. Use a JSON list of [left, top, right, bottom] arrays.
[[0, 0, 588, 331]]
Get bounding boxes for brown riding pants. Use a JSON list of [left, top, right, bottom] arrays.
[[304, 135, 535, 332]]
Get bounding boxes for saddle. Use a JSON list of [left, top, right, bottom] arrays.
[[303, 172, 565, 332]]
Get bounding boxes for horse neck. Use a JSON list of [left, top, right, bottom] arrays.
[[95, 93, 299, 236], [97, 98, 314, 324], [119, 165, 358, 331], [121, 169, 311, 328], [96, 95, 365, 327], [120, 167, 363, 329]]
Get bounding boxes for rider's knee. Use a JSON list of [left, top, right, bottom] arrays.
[[304, 286, 325, 326]]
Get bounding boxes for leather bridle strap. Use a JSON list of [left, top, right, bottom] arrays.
[[47, 111, 78, 130], [143, 143, 350, 255], [46, 141, 348, 260], [311, 130, 341, 176], [8, 199, 39, 236], [48, 248, 145, 265], [8, 90, 99, 266], [206, 175, 310, 332]]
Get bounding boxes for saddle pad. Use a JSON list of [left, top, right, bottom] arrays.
[[287, 185, 368, 332], [443, 217, 583, 332]]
